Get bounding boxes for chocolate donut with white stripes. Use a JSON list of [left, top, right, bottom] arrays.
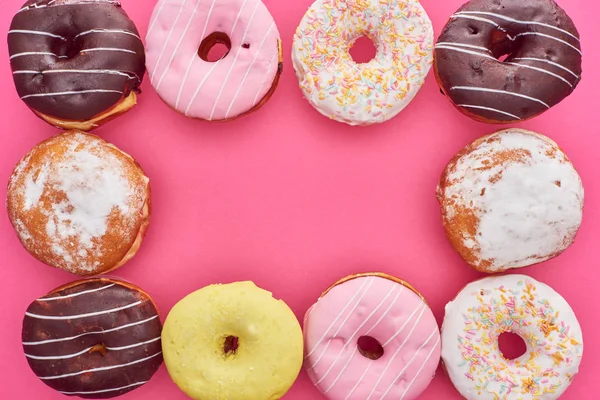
[[434, 0, 582, 123], [8, 0, 145, 131], [22, 278, 163, 398]]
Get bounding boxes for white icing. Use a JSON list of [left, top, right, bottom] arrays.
[[439, 129, 584, 271], [21, 89, 123, 99], [24, 337, 161, 360], [449, 87, 550, 108], [441, 275, 583, 400], [9, 52, 68, 60], [456, 104, 520, 120], [512, 57, 579, 79], [37, 283, 116, 301], [8, 29, 66, 40], [24, 166, 48, 210], [74, 29, 141, 40], [80, 47, 137, 54], [25, 300, 142, 320]]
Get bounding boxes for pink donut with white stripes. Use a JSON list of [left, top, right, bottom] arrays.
[[145, 0, 282, 120], [303, 274, 441, 400]]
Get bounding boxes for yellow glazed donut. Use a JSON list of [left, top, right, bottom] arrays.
[[162, 281, 303, 400]]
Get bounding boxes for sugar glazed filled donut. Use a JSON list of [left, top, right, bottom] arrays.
[[292, 0, 434, 125], [162, 281, 303, 400], [146, 0, 283, 120], [437, 129, 584, 273], [434, 0, 582, 123], [22, 278, 163, 398], [8, 0, 146, 131], [442, 275, 583, 399], [304, 273, 441, 400], [7, 131, 151, 276]]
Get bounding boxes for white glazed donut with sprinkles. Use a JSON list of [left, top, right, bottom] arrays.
[[442, 275, 583, 400], [292, 0, 434, 125]]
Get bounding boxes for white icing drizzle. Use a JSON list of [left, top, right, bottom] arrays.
[[365, 306, 428, 399], [24, 337, 161, 360], [305, 278, 374, 363], [25, 300, 142, 320], [8, 29, 66, 40], [515, 32, 582, 55], [323, 286, 404, 392], [23, 315, 159, 345], [224, 21, 275, 118], [385, 330, 440, 400], [81, 47, 137, 54], [9, 52, 68, 60], [457, 104, 521, 120], [39, 351, 162, 380], [13, 69, 139, 79], [450, 86, 550, 108], [197, 1, 262, 119], [505, 61, 572, 86], [512, 57, 580, 79], [435, 42, 491, 52], [455, 11, 580, 41], [37, 284, 116, 301], [316, 284, 398, 385], [252, 52, 277, 105], [344, 361, 372, 399], [21, 89, 123, 100], [383, 303, 425, 347], [74, 29, 141, 40], [174, 0, 218, 109], [59, 381, 148, 395], [18, 0, 120, 13], [434, 44, 497, 60]]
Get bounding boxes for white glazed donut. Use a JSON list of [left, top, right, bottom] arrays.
[[292, 0, 434, 125], [442, 275, 583, 400], [146, 0, 282, 120]]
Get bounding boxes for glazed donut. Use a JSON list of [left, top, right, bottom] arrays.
[[8, 0, 145, 131], [7, 131, 151, 276], [22, 278, 163, 398], [442, 275, 583, 399], [162, 281, 303, 400], [146, 0, 282, 120], [437, 128, 583, 273], [434, 0, 582, 123], [304, 273, 440, 400], [292, 0, 434, 125]]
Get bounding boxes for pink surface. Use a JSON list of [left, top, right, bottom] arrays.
[[304, 276, 441, 400], [0, 0, 597, 399]]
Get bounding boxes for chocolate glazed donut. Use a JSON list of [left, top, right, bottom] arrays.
[[8, 0, 145, 130], [434, 0, 582, 123], [22, 278, 163, 398]]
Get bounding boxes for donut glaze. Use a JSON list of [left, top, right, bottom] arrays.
[[8, 0, 145, 128], [436, 129, 584, 273], [7, 131, 151, 276], [292, 0, 434, 125], [162, 281, 303, 400], [442, 275, 583, 400], [22, 278, 163, 398], [304, 274, 441, 400], [146, 0, 282, 120], [434, 0, 582, 123]]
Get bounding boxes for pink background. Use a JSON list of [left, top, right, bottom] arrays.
[[0, 0, 598, 399]]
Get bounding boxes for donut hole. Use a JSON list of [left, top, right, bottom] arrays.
[[350, 36, 377, 64], [54, 37, 84, 60], [357, 336, 384, 360], [498, 332, 527, 360], [223, 335, 239, 355], [198, 32, 232, 62], [88, 343, 107, 356]]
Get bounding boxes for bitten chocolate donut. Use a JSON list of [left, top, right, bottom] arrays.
[[437, 129, 584, 273], [8, 0, 146, 131], [434, 0, 582, 123], [7, 131, 151, 276], [22, 278, 163, 398]]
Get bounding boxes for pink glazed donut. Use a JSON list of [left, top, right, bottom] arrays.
[[304, 273, 441, 400], [146, 0, 282, 120]]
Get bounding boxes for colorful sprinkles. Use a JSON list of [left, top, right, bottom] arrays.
[[292, 0, 434, 125], [444, 275, 583, 400]]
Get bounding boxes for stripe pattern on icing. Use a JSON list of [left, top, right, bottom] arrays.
[[145, 0, 281, 120], [22, 279, 163, 397], [434, 0, 582, 122], [304, 276, 441, 400]]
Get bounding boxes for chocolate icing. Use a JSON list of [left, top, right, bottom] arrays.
[[434, 0, 582, 123], [22, 279, 162, 398], [8, 0, 145, 121]]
